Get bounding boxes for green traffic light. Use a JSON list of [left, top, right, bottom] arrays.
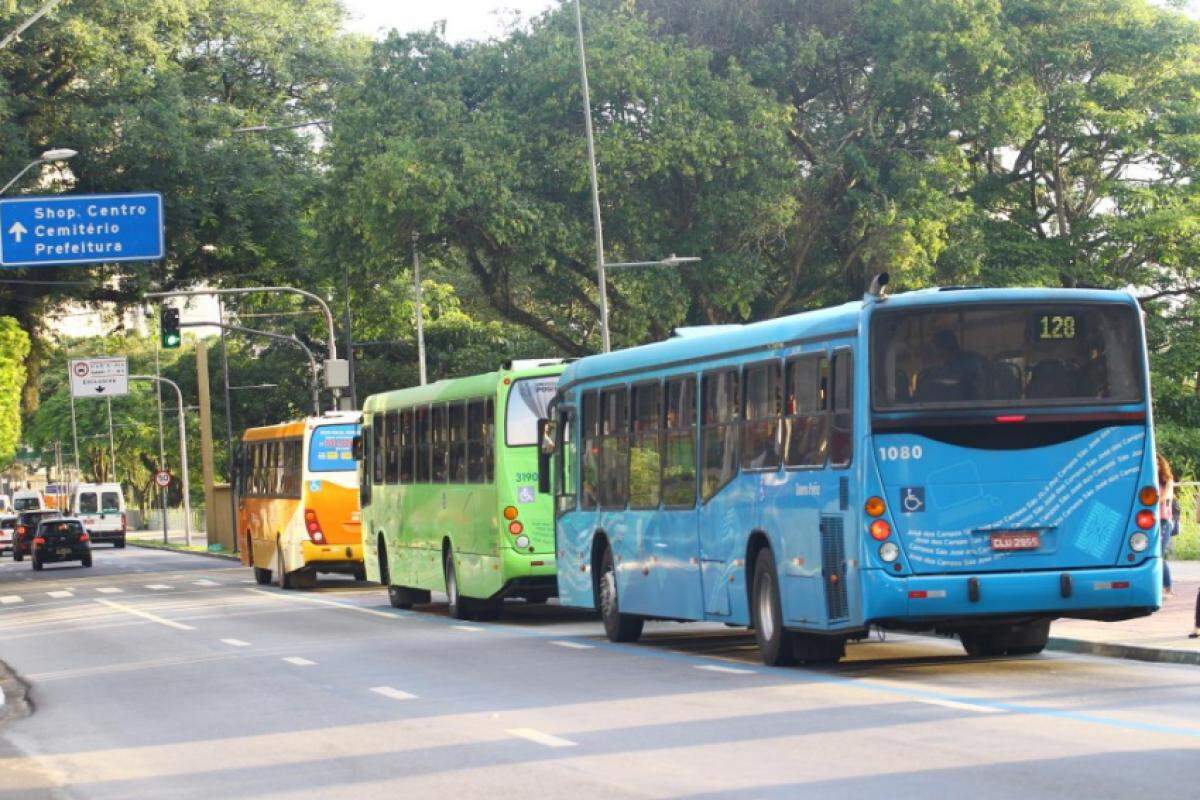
[[162, 332, 181, 349]]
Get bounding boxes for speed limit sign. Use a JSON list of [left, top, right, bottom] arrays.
[[154, 470, 171, 488]]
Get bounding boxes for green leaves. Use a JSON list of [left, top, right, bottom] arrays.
[[0, 318, 30, 466]]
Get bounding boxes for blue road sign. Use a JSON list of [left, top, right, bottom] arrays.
[[0, 192, 164, 268]]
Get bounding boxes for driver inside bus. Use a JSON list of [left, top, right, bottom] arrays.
[[916, 329, 987, 402]]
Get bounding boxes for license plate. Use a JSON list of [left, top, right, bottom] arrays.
[[990, 531, 1041, 551], [56, 548, 69, 556]]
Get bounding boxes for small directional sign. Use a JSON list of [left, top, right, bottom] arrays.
[[0, 192, 164, 268], [69, 357, 129, 398]]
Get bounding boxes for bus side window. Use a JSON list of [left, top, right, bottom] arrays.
[[416, 406, 431, 483], [285, 439, 302, 498], [662, 376, 696, 508], [372, 414, 386, 486], [784, 355, 829, 468], [484, 398, 495, 484], [831, 350, 854, 468], [629, 382, 661, 508], [449, 402, 467, 483], [701, 370, 740, 501], [466, 400, 485, 483], [581, 391, 599, 510], [400, 409, 414, 484], [384, 410, 399, 485], [599, 386, 629, 509], [556, 406, 577, 514], [360, 423, 372, 506], [742, 362, 782, 471], [431, 404, 448, 482]]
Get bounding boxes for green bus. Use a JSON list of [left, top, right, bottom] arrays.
[[359, 361, 565, 619]]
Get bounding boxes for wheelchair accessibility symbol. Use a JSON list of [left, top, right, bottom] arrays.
[[900, 487, 925, 513]]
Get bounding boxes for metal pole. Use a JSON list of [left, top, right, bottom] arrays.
[[155, 338, 168, 544], [0, 159, 40, 196], [130, 376, 191, 547], [412, 234, 428, 385], [105, 397, 116, 482], [0, 0, 63, 51], [574, 0, 611, 353], [68, 391, 80, 478], [218, 299, 238, 553], [343, 261, 357, 407]]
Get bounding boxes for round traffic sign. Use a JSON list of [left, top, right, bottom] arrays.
[[154, 470, 171, 488], [72, 362, 90, 378]]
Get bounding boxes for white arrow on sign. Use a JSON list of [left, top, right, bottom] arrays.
[[7, 221, 27, 243]]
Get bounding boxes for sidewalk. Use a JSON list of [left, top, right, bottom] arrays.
[[1050, 560, 1200, 665]]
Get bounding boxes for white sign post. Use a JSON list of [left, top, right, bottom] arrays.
[[69, 357, 129, 398]]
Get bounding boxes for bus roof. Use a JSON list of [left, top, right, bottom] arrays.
[[242, 411, 361, 443], [362, 362, 566, 414], [560, 286, 1138, 389]]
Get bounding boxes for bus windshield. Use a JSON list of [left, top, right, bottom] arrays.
[[871, 303, 1144, 411], [309, 424, 358, 472], [506, 376, 560, 446]]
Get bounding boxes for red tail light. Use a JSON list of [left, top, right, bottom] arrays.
[[33, 537, 45, 545], [303, 509, 326, 544], [1135, 510, 1156, 530], [79, 532, 89, 542]]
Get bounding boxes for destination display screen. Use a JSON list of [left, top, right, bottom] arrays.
[[872, 304, 1144, 410], [309, 424, 359, 472]]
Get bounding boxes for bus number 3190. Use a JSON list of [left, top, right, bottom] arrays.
[[878, 445, 923, 462]]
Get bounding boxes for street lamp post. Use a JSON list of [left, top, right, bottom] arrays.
[[0, 148, 77, 196], [129, 375, 192, 547]]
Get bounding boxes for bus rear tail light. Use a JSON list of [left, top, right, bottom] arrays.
[[1129, 532, 1150, 553], [304, 509, 327, 544], [1139, 486, 1158, 506], [864, 497, 885, 517], [878, 541, 900, 562], [869, 519, 891, 541], [503, 506, 519, 521], [508, 520, 524, 536], [1135, 510, 1156, 530]]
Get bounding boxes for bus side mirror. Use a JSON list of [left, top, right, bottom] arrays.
[[537, 418, 556, 494], [351, 435, 364, 461]]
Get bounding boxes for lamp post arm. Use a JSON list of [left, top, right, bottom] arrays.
[[0, 159, 40, 196]]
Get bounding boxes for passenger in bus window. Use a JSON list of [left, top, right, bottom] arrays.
[[916, 329, 986, 403]]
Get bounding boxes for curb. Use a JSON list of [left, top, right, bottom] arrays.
[[1047, 636, 1200, 666], [126, 541, 240, 562]]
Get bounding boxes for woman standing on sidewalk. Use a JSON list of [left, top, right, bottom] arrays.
[[1157, 454, 1175, 598]]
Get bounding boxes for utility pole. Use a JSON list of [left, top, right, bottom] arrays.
[[196, 341, 216, 543], [412, 233, 427, 386], [68, 391, 80, 478], [154, 336, 168, 543], [343, 261, 357, 408], [105, 397, 116, 482], [217, 299, 238, 552]]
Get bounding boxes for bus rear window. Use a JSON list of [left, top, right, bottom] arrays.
[[506, 377, 560, 447], [872, 304, 1144, 411], [309, 424, 359, 472]]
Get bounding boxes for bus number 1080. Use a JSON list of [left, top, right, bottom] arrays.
[[878, 445, 923, 462]]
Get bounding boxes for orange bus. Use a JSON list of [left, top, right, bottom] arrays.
[[237, 412, 364, 589]]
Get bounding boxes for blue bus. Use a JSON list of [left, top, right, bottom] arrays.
[[543, 281, 1161, 665]]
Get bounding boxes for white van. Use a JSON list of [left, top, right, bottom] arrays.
[[12, 489, 45, 512], [72, 483, 127, 548]]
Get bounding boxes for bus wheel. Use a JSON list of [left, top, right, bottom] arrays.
[[253, 567, 272, 585], [1005, 620, 1051, 656], [751, 548, 797, 667], [964, 620, 1050, 657], [598, 546, 642, 643], [443, 550, 471, 620], [276, 543, 294, 590], [377, 536, 390, 585]]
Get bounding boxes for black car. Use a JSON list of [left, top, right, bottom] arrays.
[[31, 518, 92, 570], [12, 509, 61, 561]]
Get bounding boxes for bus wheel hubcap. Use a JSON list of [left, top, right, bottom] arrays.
[[602, 567, 617, 619], [758, 578, 776, 642]]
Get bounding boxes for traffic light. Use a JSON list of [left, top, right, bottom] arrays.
[[161, 307, 181, 349]]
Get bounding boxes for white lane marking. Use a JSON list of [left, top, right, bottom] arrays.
[[370, 686, 416, 701], [95, 599, 196, 631], [192, 580, 220, 587], [904, 696, 1002, 714], [248, 588, 401, 620], [282, 657, 315, 667], [220, 638, 251, 647], [47, 591, 73, 599], [453, 625, 483, 632], [551, 640, 595, 650], [95, 587, 123, 594], [505, 728, 578, 748], [0, 595, 22, 604], [240, 580, 254, 584], [695, 664, 756, 675], [859, 679, 1003, 714], [145, 584, 171, 590]]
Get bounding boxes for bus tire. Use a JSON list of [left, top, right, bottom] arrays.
[[276, 542, 294, 590], [598, 545, 643, 643], [751, 548, 797, 666], [444, 550, 472, 620], [1003, 619, 1051, 656], [253, 567, 272, 585], [377, 535, 390, 585]]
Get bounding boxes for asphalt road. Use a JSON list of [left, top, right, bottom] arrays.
[[0, 546, 1198, 799]]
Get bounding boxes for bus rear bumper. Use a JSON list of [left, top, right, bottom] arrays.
[[861, 559, 1161, 628], [301, 542, 363, 565]]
